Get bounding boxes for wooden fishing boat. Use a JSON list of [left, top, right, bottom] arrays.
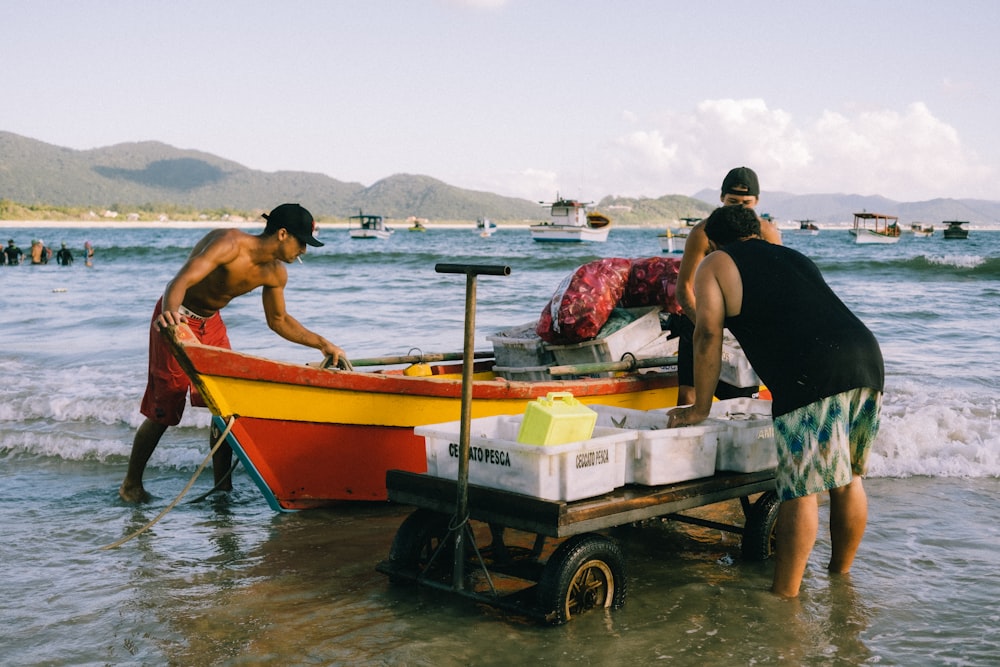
[[164, 324, 679, 511], [850, 212, 901, 244], [530, 196, 612, 242]]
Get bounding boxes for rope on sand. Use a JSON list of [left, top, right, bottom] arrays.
[[99, 415, 236, 551]]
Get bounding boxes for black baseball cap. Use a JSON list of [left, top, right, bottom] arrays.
[[263, 203, 323, 247], [721, 167, 760, 197]]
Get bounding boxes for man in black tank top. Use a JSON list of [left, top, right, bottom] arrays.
[[667, 205, 884, 598], [674, 166, 783, 405]]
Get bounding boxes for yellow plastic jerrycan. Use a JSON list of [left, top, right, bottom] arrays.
[[517, 391, 597, 445]]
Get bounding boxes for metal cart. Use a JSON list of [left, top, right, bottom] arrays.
[[375, 262, 780, 624]]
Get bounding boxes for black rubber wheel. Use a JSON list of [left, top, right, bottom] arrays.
[[386, 509, 454, 584], [741, 490, 781, 561], [536, 534, 627, 624]]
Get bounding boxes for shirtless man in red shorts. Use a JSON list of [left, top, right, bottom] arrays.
[[119, 203, 345, 503]]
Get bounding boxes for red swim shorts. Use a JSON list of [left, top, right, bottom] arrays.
[[139, 298, 231, 425]]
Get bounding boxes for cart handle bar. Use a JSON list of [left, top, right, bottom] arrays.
[[435, 263, 511, 277]]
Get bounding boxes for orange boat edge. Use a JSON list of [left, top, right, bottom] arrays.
[[165, 324, 682, 511]]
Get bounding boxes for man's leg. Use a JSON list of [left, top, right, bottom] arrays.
[[771, 493, 819, 597], [119, 418, 169, 502], [827, 475, 868, 573]]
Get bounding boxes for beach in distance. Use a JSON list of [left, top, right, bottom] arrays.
[[1, 224, 998, 665]]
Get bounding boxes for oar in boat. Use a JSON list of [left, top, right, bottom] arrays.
[[547, 354, 678, 377], [317, 350, 494, 370]]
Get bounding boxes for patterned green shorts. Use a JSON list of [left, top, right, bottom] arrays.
[[773, 387, 883, 501]]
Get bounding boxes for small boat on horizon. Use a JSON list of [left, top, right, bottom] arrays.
[[910, 222, 934, 237], [850, 212, 901, 244], [349, 210, 394, 240], [530, 196, 612, 242], [406, 216, 428, 232], [942, 220, 970, 239], [657, 216, 699, 254], [477, 217, 497, 237], [796, 219, 820, 235]]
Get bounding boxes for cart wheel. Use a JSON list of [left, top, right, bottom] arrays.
[[387, 509, 453, 584], [537, 534, 627, 625], [741, 490, 781, 561]]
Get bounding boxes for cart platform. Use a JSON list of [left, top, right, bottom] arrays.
[[378, 469, 779, 624], [385, 468, 775, 537]]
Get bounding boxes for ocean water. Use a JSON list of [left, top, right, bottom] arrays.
[[1, 224, 998, 666]]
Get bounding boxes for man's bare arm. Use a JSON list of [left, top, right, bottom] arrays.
[[676, 223, 710, 321], [261, 285, 345, 363]]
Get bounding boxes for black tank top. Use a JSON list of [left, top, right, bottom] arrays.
[[722, 239, 884, 416]]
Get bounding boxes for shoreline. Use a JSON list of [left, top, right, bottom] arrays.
[[2, 219, 998, 232]]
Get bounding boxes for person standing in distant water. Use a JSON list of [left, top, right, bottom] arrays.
[[119, 203, 347, 503], [30, 239, 50, 264], [673, 166, 782, 405], [667, 205, 884, 598], [56, 243, 74, 266], [84, 240, 94, 267], [3, 239, 23, 265]]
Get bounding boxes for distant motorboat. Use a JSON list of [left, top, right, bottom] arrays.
[[910, 222, 934, 237], [529, 196, 611, 242], [850, 212, 901, 244], [477, 217, 497, 237], [349, 210, 394, 240], [942, 220, 969, 239], [796, 219, 820, 235]]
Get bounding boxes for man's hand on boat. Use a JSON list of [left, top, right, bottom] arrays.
[[665, 405, 709, 428], [320, 349, 353, 371]]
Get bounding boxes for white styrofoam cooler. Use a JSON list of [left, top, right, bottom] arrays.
[[415, 415, 634, 501], [546, 307, 665, 376], [591, 405, 725, 485], [709, 398, 777, 472]]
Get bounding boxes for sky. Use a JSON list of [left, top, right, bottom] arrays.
[[5, 0, 1000, 204]]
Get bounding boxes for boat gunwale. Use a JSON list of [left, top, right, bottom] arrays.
[[166, 325, 677, 401]]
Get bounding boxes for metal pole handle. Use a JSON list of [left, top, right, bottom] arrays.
[[435, 263, 511, 277]]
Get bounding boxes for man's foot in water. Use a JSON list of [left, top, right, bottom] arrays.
[[119, 481, 151, 503]]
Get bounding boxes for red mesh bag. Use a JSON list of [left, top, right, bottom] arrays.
[[621, 256, 682, 315], [536, 258, 633, 343]]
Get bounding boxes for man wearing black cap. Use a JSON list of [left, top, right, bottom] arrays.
[[674, 167, 782, 406], [120, 203, 345, 503]]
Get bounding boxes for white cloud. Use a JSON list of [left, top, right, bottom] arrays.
[[598, 99, 995, 200]]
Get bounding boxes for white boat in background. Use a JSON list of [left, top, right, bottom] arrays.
[[349, 210, 394, 240], [529, 196, 611, 242], [910, 222, 934, 237], [477, 217, 497, 238], [850, 212, 901, 244], [657, 228, 686, 255], [657, 216, 698, 254]]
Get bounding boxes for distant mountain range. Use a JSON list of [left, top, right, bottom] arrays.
[[2, 131, 998, 224]]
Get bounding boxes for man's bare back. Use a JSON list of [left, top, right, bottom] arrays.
[[175, 229, 289, 316]]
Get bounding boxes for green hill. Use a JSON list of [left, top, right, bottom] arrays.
[[0, 132, 713, 223]]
